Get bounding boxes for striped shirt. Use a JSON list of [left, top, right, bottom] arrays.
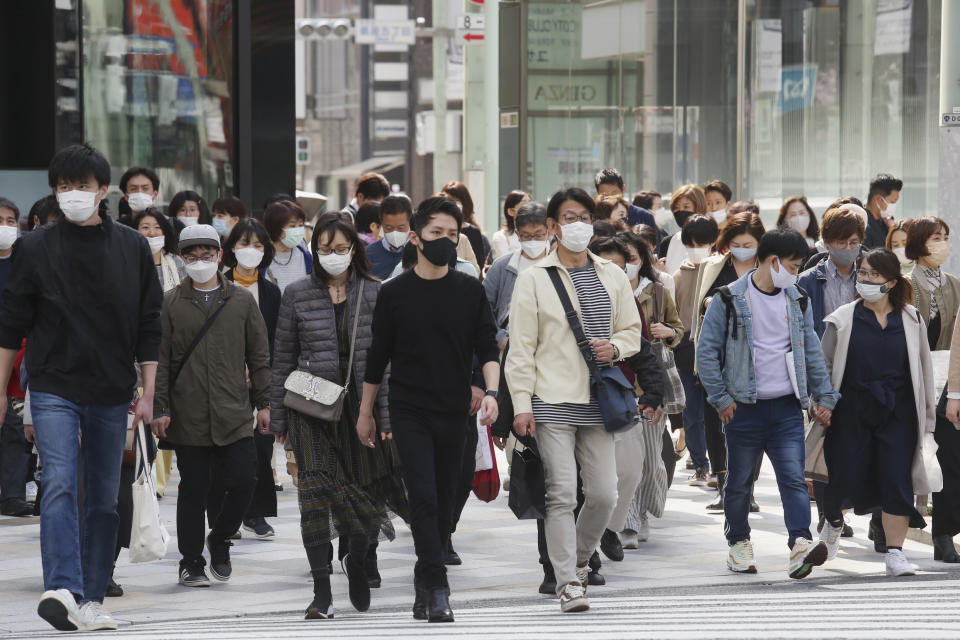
[[532, 263, 611, 427]]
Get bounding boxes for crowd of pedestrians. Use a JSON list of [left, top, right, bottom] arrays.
[[0, 145, 957, 632]]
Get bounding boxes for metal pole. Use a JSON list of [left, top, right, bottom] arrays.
[[671, 0, 677, 188], [360, 0, 371, 161], [939, 1, 960, 276], [483, 0, 499, 235], [735, 0, 746, 200], [432, 0, 447, 191]]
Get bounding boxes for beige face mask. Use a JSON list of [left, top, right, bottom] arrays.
[[926, 240, 949, 267]]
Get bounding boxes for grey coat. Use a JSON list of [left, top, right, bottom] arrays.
[[482, 249, 523, 344], [270, 271, 390, 435]]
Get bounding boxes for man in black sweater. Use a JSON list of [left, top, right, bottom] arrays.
[[361, 196, 500, 623], [0, 144, 163, 632]]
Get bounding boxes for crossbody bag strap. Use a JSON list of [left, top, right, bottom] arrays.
[[343, 279, 365, 392], [546, 267, 602, 380], [170, 297, 231, 391]]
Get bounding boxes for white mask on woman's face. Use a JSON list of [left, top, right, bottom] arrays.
[[686, 246, 711, 264], [787, 214, 810, 233], [146, 235, 166, 254], [235, 247, 265, 270]]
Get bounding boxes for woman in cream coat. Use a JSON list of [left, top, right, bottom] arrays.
[[813, 249, 941, 576]]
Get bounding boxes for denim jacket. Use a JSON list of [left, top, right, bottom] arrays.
[[695, 270, 840, 413]]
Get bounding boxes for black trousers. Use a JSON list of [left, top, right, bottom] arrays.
[[390, 407, 466, 589], [704, 401, 726, 474], [0, 406, 29, 503], [451, 415, 478, 535], [207, 429, 277, 527], [175, 437, 256, 564]]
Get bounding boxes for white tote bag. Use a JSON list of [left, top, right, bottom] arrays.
[[129, 423, 169, 563]]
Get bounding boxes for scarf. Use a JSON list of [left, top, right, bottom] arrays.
[[233, 268, 258, 288], [915, 264, 943, 319], [159, 252, 181, 293]]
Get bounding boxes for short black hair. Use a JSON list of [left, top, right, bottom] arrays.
[[680, 214, 720, 247], [356, 173, 390, 200], [132, 208, 178, 255], [119, 167, 160, 193], [355, 202, 382, 234], [703, 179, 732, 203], [412, 196, 463, 235], [867, 173, 903, 202], [263, 193, 295, 211], [222, 217, 275, 270], [0, 197, 20, 221], [380, 194, 413, 220], [546, 187, 596, 221], [589, 235, 630, 263], [594, 168, 624, 192], [757, 228, 809, 263], [28, 195, 60, 229], [168, 190, 211, 225], [401, 242, 419, 270], [514, 202, 548, 230], [48, 143, 110, 189], [592, 220, 616, 239]]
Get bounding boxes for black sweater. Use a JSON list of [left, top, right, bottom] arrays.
[[365, 268, 499, 414], [0, 215, 162, 405]]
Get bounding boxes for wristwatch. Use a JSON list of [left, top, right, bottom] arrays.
[[485, 389, 499, 399]]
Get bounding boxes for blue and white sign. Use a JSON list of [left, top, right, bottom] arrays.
[[355, 20, 416, 46], [776, 64, 818, 115]]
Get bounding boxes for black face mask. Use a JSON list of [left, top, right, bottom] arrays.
[[673, 210, 695, 228], [418, 235, 457, 267]]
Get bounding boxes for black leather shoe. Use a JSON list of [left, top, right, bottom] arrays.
[[867, 518, 887, 553], [444, 537, 462, 566], [934, 535, 960, 563], [749, 498, 760, 513], [587, 569, 605, 586], [538, 565, 557, 595], [105, 576, 123, 598], [427, 587, 454, 623], [841, 523, 854, 537], [1, 498, 34, 517], [344, 553, 371, 612], [600, 529, 624, 562], [413, 584, 428, 620]]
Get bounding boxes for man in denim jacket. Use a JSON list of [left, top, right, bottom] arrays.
[[696, 229, 840, 580]]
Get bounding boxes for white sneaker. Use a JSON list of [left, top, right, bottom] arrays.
[[574, 563, 590, 591], [619, 529, 639, 550], [78, 601, 118, 630], [727, 540, 757, 574], [788, 538, 828, 579], [25, 481, 38, 504], [819, 520, 843, 561], [637, 516, 650, 542], [37, 589, 84, 632], [558, 582, 589, 613], [886, 549, 916, 577]]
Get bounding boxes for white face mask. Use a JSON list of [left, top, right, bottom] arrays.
[[558, 221, 593, 253], [317, 250, 352, 276], [385, 230, 409, 249], [787, 214, 810, 233], [856, 281, 890, 303], [127, 192, 154, 213], [893, 246, 909, 264], [0, 226, 18, 250], [686, 247, 711, 264], [180, 216, 199, 227], [57, 190, 98, 223], [625, 262, 640, 280], [883, 198, 898, 218], [235, 247, 264, 270], [770, 257, 798, 289], [185, 259, 219, 283], [710, 209, 728, 225], [520, 239, 548, 259], [146, 235, 166, 254]]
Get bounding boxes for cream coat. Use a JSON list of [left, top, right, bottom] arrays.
[[817, 300, 942, 494], [505, 251, 646, 415]]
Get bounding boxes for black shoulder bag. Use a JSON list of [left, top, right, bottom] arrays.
[[546, 267, 638, 434]]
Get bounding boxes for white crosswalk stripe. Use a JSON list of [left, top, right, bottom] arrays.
[[16, 582, 960, 639]]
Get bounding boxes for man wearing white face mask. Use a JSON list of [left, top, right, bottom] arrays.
[[703, 179, 732, 229], [119, 167, 160, 227], [0, 144, 163, 631], [506, 187, 646, 613], [366, 195, 413, 280], [864, 173, 903, 249], [152, 224, 271, 590], [697, 229, 839, 580]]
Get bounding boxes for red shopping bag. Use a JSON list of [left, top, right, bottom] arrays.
[[472, 423, 500, 502]]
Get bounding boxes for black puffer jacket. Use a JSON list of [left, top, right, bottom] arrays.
[[270, 271, 390, 435]]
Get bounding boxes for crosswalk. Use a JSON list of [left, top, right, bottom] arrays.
[[16, 580, 960, 639]]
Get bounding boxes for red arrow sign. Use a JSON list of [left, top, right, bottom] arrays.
[[463, 33, 484, 41], [468, 0, 484, 4]]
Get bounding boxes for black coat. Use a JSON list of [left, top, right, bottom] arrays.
[[225, 270, 280, 360]]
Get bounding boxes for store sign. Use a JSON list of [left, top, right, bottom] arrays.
[[527, 75, 608, 110], [355, 19, 416, 46], [776, 65, 818, 115]]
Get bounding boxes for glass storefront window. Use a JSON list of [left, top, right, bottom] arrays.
[[82, 0, 235, 209]]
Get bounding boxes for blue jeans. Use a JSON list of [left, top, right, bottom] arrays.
[[31, 392, 128, 604], [678, 370, 709, 470], [722, 395, 811, 548]]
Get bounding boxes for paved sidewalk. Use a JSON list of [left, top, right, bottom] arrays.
[[2, 447, 957, 636]]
